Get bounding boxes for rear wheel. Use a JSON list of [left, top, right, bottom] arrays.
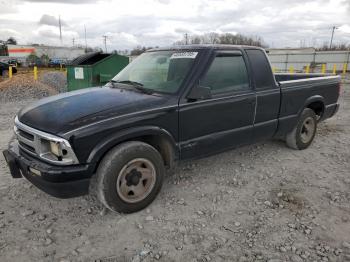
[[286, 108, 317, 150], [94, 141, 165, 213]]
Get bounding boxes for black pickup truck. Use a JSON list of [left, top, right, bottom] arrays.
[[3, 45, 341, 213]]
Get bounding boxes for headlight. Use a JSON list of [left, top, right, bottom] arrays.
[[40, 138, 78, 165], [50, 141, 61, 157]]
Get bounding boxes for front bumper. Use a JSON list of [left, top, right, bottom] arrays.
[[3, 141, 92, 198]]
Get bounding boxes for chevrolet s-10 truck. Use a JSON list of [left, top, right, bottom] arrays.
[[3, 45, 341, 213]]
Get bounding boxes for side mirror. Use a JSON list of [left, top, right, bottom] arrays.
[[187, 86, 212, 101]]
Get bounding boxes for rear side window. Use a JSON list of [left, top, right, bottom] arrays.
[[245, 49, 276, 89], [201, 54, 249, 94]]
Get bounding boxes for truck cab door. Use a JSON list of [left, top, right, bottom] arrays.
[[245, 49, 281, 142], [178, 51, 256, 159]]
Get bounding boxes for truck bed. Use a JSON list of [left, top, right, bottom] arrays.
[[274, 73, 341, 138]]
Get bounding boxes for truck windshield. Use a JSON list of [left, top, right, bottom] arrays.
[[111, 50, 198, 94]]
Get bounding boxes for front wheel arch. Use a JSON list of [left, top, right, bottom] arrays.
[[87, 127, 177, 173]]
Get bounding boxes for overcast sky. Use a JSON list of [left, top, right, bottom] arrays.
[[0, 0, 349, 50]]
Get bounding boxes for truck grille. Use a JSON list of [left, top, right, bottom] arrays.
[[13, 116, 80, 165], [15, 122, 40, 157], [18, 129, 34, 141], [18, 141, 36, 153]]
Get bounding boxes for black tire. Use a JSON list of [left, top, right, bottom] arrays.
[[94, 141, 165, 213], [286, 108, 317, 150]]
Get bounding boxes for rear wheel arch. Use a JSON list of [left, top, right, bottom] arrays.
[[302, 96, 325, 119]]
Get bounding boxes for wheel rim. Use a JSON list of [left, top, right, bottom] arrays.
[[116, 158, 156, 203], [300, 116, 315, 143]]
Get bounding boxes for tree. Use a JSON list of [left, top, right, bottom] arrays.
[[40, 54, 50, 66], [83, 46, 102, 53], [26, 52, 40, 66], [6, 37, 17, 45], [0, 42, 7, 56], [130, 46, 153, 56], [175, 32, 268, 48], [316, 42, 350, 51], [117, 49, 130, 55]]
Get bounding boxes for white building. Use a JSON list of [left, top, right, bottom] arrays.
[[7, 44, 85, 62]]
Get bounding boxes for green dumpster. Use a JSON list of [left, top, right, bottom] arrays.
[[66, 52, 129, 91]]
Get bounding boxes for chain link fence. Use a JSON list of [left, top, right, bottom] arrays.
[[268, 50, 350, 73]]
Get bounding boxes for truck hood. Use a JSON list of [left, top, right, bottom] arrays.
[[18, 87, 168, 135]]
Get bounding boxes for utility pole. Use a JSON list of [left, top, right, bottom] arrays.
[[329, 26, 338, 49], [185, 33, 188, 45], [58, 15, 62, 45], [102, 35, 108, 53], [72, 38, 75, 47], [84, 25, 87, 51]]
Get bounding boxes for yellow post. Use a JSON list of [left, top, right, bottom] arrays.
[[305, 65, 310, 74], [34, 66, 38, 80], [321, 64, 326, 74], [332, 64, 336, 75], [272, 66, 276, 73], [9, 66, 12, 79], [343, 63, 348, 74], [289, 65, 294, 73]]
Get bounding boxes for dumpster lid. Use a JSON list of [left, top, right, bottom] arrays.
[[69, 52, 111, 66]]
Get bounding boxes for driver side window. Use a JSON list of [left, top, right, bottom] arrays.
[[201, 54, 250, 94]]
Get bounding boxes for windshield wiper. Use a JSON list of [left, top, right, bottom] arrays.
[[114, 80, 154, 94], [108, 79, 118, 88], [116, 80, 144, 87]]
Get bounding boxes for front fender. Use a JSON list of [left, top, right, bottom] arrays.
[[86, 125, 178, 165]]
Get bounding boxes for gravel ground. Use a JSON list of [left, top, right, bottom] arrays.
[[39, 71, 67, 93], [0, 77, 349, 262], [0, 71, 66, 103]]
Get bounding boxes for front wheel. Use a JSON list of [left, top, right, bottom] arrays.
[[94, 141, 165, 213], [286, 108, 317, 150]]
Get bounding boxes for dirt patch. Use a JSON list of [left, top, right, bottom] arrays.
[[269, 188, 307, 215]]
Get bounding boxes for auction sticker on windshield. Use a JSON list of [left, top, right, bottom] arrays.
[[170, 52, 198, 59]]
